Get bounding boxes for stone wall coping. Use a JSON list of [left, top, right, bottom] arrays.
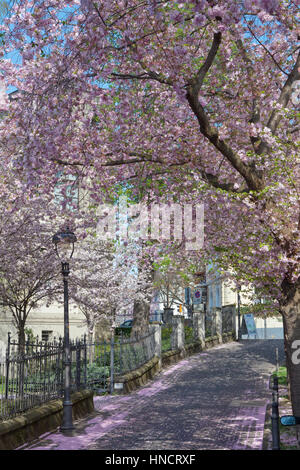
[[162, 349, 181, 358], [114, 356, 159, 384]]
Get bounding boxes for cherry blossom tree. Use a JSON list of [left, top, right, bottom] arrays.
[[0, 187, 60, 352], [0, 146, 86, 352], [1, 0, 300, 424], [70, 237, 152, 345], [153, 252, 201, 313]]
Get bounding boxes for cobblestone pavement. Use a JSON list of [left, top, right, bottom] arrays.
[[22, 340, 284, 451]]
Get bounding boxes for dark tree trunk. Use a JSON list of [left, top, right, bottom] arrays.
[[130, 259, 154, 339], [131, 299, 150, 339], [88, 329, 94, 365], [280, 283, 300, 445], [281, 313, 291, 400], [17, 317, 26, 398], [18, 323, 26, 355]]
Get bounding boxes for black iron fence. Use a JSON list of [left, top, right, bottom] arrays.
[[0, 334, 87, 421], [116, 330, 156, 375], [0, 329, 156, 421], [86, 329, 156, 393], [205, 314, 213, 337], [184, 320, 194, 345], [161, 324, 172, 353], [161, 321, 198, 350], [204, 309, 234, 337], [222, 307, 235, 334], [150, 311, 163, 323], [0, 315, 235, 422]]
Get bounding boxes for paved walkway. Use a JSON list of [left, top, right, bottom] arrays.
[[21, 340, 284, 450]]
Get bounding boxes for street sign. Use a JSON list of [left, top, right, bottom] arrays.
[[281, 415, 300, 426], [241, 314, 257, 338], [193, 284, 203, 305], [193, 289, 201, 304]]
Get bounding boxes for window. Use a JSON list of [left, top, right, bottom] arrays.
[[42, 330, 53, 342]]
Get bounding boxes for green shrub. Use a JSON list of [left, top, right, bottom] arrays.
[[273, 366, 287, 386], [115, 327, 131, 337], [161, 326, 172, 352], [184, 326, 194, 344], [161, 326, 172, 340], [85, 363, 110, 391]]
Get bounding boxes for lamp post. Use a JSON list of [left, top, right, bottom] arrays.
[[237, 285, 241, 341], [52, 227, 77, 432]]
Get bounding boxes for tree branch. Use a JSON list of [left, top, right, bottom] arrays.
[[189, 31, 222, 95], [256, 50, 300, 155], [186, 32, 264, 192]]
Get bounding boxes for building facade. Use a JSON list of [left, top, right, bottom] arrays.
[[205, 263, 253, 314]]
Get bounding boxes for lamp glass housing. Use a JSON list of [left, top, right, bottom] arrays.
[[52, 227, 77, 261]]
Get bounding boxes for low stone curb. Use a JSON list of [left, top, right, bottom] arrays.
[[0, 389, 94, 450], [262, 403, 272, 450]]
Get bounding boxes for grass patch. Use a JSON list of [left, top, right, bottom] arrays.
[[280, 443, 299, 450], [273, 366, 287, 386]]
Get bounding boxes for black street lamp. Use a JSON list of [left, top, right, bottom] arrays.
[[52, 227, 77, 432], [237, 285, 241, 341]]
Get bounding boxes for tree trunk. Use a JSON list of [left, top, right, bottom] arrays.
[[280, 284, 300, 445], [17, 320, 26, 398], [130, 257, 154, 339], [131, 299, 150, 339], [281, 313, 291, 400], [18, 323, 26, 355], [88, 329, 94, 365]]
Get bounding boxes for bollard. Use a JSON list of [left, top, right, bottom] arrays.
[[110, 336, 115, 394], [5, 332, 11, 400], [83, 334, 87, 388], [271, 376, 280, 450], [76, 339, 81, 391]]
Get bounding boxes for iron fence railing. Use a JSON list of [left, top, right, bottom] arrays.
[[0, 329, 158, 421], [85, 337, 113, 394], [1, 315, 230, 422], [184, 325, 195, 345], [161, 324, 172, 353], [0, 334, 87, 422], [86, 329, 156, 393], [116, 330, 156, 376], [205, 314, 213, 337], [150, 311, 163, 323]]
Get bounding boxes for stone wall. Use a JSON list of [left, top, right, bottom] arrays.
[[113, 357, 160, 394], [0, 389, 94, 450], [115, 332, 235, 393]]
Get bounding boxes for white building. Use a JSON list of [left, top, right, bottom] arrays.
[[205, 263, 253, 313], [0, 302, 87, 345]]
